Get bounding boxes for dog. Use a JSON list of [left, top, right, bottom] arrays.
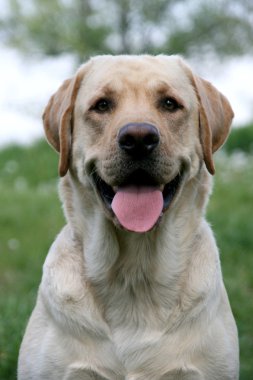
[[18, 55, 239, 379]]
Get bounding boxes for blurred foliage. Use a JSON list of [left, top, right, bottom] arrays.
[[224, 123, 253, 154], [0, 0, 253, 62], [0, 0, 110, 59], [168, 1, 253, 57]]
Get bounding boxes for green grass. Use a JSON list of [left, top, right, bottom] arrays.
[[0, 140, 64, 379], [0, 141, 253, 379], [224, 123, 253, 155], [208, 152, 253, 378]]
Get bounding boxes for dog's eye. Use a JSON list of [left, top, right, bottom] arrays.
[[160, 97, 181, 112], [92, 98, 112, 113]]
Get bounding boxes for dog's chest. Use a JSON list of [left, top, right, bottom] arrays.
[[94, 276, 179, 368], [110, 322, 165, 372]]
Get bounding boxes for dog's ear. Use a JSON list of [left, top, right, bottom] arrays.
[[43, 69, 85, 177], [179, 59, 234, 175], [192, 75, 234, 174]]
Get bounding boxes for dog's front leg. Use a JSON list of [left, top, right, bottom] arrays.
[[63, 367, 109, 380], [159, 368, 203, 380], [126, 368, 203, 380]]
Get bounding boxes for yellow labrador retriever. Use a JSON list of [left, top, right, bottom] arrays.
[[18, 55, 239, 380]]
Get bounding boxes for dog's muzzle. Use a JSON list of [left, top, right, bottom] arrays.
[[89, 123, 183, 233]]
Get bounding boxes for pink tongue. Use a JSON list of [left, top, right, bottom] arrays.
[[111, 186, 163, 233]]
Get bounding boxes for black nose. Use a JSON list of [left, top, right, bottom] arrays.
[[118, 123, 160, 158]]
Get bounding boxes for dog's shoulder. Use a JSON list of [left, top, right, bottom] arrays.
[[38, 225, 110, 339], [40, 225, 84, 303]]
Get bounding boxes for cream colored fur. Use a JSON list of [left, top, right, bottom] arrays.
[[18, 55, 239, 380]]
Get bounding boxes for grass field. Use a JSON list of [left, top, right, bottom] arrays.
[[0, 140, 252, 379]]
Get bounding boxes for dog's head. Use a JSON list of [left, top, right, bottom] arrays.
[[43, 55, 233, 233]]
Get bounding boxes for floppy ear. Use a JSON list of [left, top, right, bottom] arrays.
[[43, 69, 85, 176], [192, 75, 234, 175]]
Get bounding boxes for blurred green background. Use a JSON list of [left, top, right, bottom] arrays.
[[0, 0, 253, 379]]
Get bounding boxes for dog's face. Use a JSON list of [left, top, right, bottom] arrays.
[[43, 55, 233, 232]]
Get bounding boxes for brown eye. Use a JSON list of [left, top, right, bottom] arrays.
[[161, 97, 181, 112], [92, 98, 112, 113]]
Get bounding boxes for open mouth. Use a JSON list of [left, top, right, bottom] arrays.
[[92, 169, 182, 233]]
